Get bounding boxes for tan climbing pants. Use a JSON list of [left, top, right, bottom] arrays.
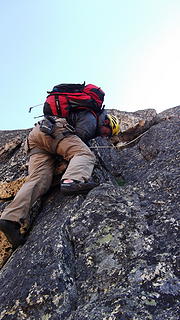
[[0, 119, 96, 225]]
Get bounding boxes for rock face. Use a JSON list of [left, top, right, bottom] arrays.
[[0, 107, 179, 320]]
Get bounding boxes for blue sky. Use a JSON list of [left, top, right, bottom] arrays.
[[1, 0, 180, 130]]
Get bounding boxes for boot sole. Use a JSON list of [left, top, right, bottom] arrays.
[[61, 182, 98, 195]]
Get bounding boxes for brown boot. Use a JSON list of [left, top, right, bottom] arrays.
[[0, 219, 25, 249], [60, 179, 99, 195]]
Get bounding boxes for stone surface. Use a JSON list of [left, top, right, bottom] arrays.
[[108, 108, 157, 133], [0, 178, 26, 200], [155, 105, 180, 122], [0, 107, 179, 319], [109, 108, 157, 148]]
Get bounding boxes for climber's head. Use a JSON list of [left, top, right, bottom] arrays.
[[99, 114, 120, 137]]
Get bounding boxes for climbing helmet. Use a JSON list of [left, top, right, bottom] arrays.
[[106, 114, 120, 135]]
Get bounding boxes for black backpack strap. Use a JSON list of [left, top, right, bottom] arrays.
[[55, 95, 62, 116]]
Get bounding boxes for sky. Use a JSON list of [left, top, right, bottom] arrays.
[[1, 0, 180, 130]]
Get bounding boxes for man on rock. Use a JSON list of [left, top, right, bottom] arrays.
[[0, 83, 120, 249]]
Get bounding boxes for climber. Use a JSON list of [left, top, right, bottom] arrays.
[[0, 84, 120, 249]]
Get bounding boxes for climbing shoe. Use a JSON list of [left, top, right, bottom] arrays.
[[60, 179, 99, 195], [0, 219, 25, 249]]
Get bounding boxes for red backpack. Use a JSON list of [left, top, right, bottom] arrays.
[[43, 82, 105, 118]]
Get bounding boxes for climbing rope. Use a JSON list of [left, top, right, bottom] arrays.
[[117, 130, 148, 148], [90, 130, 148, 149]]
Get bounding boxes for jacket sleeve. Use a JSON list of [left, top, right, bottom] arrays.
[[69, 111, 98, 143]]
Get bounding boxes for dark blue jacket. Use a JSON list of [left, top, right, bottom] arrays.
[[68, 110, 107, 143]]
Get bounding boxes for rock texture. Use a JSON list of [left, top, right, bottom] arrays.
[[0, 107, 179, 319]]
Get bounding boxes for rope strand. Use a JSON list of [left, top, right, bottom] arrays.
[[90, 130, 148, 149]]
